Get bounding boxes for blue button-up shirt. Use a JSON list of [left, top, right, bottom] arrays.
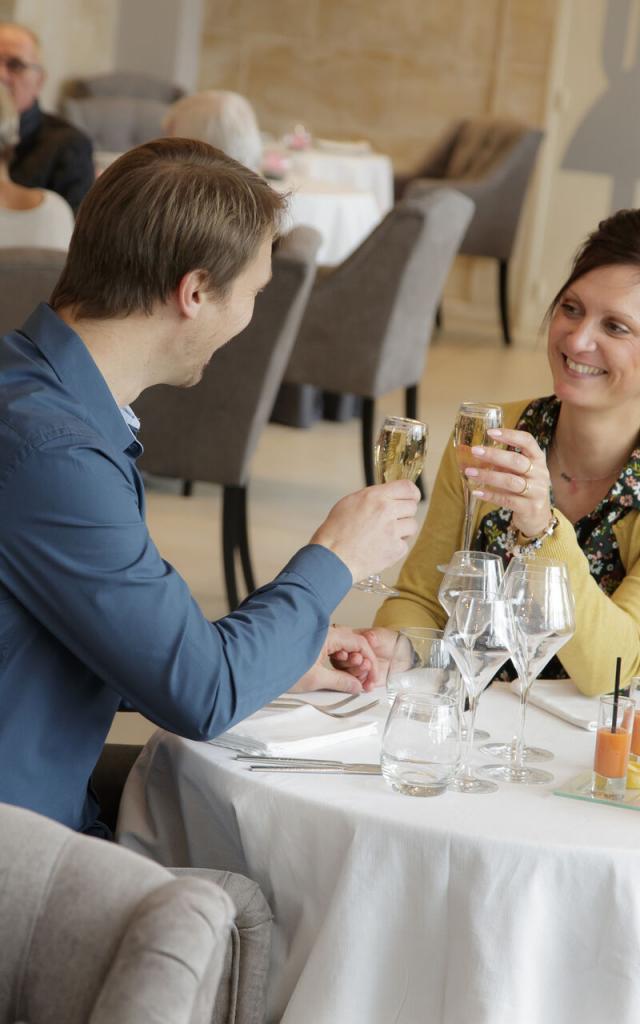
[[0, 304, 351, 831]]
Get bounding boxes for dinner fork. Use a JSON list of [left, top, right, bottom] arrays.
[[265, 697, 378, 719], [268, 693, 359, 712]]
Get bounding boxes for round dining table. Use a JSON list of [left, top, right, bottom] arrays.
[[117, 684, 640, 1024]]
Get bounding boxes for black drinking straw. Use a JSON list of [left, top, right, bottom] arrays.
[[611, 656, 622, 733]]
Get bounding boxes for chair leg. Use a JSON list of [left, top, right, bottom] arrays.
[[222, 486, 240, 612], [498, 259, 512, 346], [237, 485, 256, 595], [405, 385, 425, 501], [435, 304, 443, 331], [182, 481, 193, 497], [362, 398, 375, 486]]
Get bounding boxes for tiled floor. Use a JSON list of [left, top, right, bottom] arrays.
[[108, 328, 553, 744]]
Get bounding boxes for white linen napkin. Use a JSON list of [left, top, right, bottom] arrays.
[[509, 679, 600, 731], [314, 137, 372, 155], [209, 705, 378, 755]]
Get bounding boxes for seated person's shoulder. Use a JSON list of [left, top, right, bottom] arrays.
[[39, 110, 92, 152]]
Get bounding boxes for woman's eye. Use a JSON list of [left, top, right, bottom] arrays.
[[605, 320, 628, 335], [560, 301, 579, 317]]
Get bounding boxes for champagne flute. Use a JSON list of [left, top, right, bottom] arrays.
[[354, 416, 428, 595], [480, 563, 575, 785], [453, 402, 503, 551], [444, 593, 518, 794]]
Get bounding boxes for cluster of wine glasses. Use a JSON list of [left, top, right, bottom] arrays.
[[355, 414, 428, 595], [382, 401, 576, 797]]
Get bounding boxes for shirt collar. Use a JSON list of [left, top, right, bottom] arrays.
[[19, 303, 141, 455]]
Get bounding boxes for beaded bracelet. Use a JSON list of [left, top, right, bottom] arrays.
[[504, 511, 559, 558]]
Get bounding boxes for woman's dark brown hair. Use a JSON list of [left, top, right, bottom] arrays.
[[51, 137, 287, 319], [547, 208, 640, 320]]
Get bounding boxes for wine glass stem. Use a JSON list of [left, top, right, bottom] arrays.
[[462, 488, 478, 550], [514, 677, 531, 768], [461, 688, 478, 780]]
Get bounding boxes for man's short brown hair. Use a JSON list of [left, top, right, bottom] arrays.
[[50, 137, 287, 319]]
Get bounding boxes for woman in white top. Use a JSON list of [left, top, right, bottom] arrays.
[[0, 82, 74, 249]]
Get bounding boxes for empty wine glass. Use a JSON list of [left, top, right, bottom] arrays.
[[481, 558, 569, 764], [479, 562, 575, 785], [354, 416, 428, 595], [453, 402, 503, 551], [438, 551, 504, 742], [444, 593, 517, 794]]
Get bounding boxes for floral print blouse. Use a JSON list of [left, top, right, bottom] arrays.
[[475, 395, 640, 678]]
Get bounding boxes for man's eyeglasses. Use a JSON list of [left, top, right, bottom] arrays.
[[0, 56, 41, 75]]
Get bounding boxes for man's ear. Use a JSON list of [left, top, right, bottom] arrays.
[[176, 270, 211, 320]]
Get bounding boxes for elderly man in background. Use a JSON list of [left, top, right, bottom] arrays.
[[0, 21, 94, 212]]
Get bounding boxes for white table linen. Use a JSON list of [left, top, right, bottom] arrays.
[[275, 174, 382, 266], [287, 146, 394, 215], [210, 702, 378, 755], [118, 684, 640, 1024]]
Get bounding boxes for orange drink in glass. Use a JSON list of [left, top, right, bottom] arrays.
[[592, 696, 634, 799]]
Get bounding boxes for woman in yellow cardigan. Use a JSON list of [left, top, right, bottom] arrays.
[[367, 209, 640, 697]]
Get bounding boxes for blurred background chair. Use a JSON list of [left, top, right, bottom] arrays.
[[65, 71, 184, 104], [134, 225, 321, 611], [0, 802, 234, 1024], [63, 95, 169, 152], [395, 118, 544, 346], [0, 247, 65, 334], [273, 189, 474, 489]]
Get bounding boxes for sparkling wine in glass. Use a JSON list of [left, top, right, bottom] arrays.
[[444, 593, 517, 794], [480, 562, 575, 785], [354, 416, 428, 595], [453, 403, 503, 551]]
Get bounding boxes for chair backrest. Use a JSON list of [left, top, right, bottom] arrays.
[[284, 189, 474, 398], [0, 248, 65, 335], [67, 71, 184, 104], [0, 802, 233, 1024], [135, 225, 321, 487], [63, 96, 168, 151]]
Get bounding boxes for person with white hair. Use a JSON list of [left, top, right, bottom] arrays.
[[163, 89, 263, 172], [0, 80, 73, 248]]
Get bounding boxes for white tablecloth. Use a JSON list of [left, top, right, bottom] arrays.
[[288, 146, 394, 216], [118, 686, 640, 1024], [275, 174, 382, 266]]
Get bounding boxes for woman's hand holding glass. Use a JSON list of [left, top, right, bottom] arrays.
[[463, 426, 553, 540]]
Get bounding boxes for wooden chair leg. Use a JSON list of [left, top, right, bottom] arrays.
[[237, 485, 256, 595], [405, 385, 425, 501], [362, 398, 375, 486], [182, 481, 193, 497], [222, 486, 240, 612], [499, 259, 512, 346]]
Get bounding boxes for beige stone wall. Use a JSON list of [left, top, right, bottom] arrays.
[[199, 0, 556, 170]]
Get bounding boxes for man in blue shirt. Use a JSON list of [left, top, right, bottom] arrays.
[[0, 137, 419, 832]]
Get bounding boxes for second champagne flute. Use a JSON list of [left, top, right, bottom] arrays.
[[354, 415, 428, 595], [453, 402, 503, 552]]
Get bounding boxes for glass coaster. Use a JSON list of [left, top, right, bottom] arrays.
[[553, 771, 640, 811]]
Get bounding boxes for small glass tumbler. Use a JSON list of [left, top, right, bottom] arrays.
[[381, 692, 460, 797], [592, 696, 634, 800], [386, 628, 460, 706], [629, 677, 640, 763]]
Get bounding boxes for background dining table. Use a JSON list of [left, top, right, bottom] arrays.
[[117, 684, 640, 1024]]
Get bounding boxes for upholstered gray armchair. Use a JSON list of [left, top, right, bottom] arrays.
[[65, 71, 184, 103], [63, 95, 169, 152], [277, 189, 474, 487], [395, 118, 544, 345], [0, 248, 65, 335], [135, 226, 321, 610], [0, 802, 234, 1024]]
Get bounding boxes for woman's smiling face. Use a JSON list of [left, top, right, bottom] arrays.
[[548, 263, 640, 412]]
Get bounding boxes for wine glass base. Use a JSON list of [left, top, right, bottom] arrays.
[[479, 741, 553, 763], [353, 579, 399, 596], [479, 763, 554, 786], [448, 775, 498, 795]]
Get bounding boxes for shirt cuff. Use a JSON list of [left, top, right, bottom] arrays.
[[279, 543, 352, 611]]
